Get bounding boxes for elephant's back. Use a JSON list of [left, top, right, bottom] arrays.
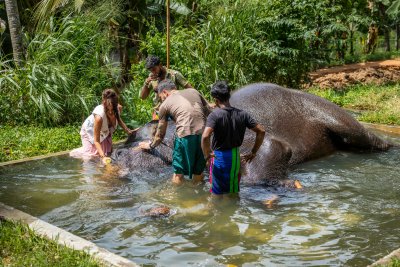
[[231, 83, 347, 124], [230, 83, 343, 163], [231, 83, 287, 125]]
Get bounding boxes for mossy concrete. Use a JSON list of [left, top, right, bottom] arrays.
[[0, 202, 138, 267], [0, 139, 127, 167], [369, 248, 400, 266]]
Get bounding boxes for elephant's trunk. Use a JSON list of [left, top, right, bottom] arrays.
[[367, 132, 393, 151]]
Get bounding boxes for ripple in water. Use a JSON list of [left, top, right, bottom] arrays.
[[0, 135, 399, 266]]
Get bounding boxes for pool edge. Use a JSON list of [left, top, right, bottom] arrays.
[[361, 122, 400, 135], [369, 247, 400, 266], [0, 139, 127, 167], [0, 202, 138, 267]]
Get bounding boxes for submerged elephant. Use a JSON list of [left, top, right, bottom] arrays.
[[113, 83, 392, 184]]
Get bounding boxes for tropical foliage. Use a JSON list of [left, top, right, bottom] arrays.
[[1, 0, 400, 127], [1, 1, 120, 125]]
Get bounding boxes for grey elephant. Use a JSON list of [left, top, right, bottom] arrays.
[[113, 83, 392, 184]]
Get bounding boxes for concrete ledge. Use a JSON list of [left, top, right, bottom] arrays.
[[369, 247, 400, 266], [0, 139, 127, 167], [0, 150, 72, 167], [0, 202, 138, 267], [361, 122, 400, 135]]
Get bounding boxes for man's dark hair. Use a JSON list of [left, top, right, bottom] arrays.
[[145, 55, 161, 69], [211, 81, 231, 102], [158, 79, 176, 94]]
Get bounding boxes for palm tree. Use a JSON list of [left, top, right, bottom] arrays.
[[34, 0, 191, 26], [4, 0, 24, 66]]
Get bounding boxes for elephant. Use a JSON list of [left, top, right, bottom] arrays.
[[113, 83, 392, 185]]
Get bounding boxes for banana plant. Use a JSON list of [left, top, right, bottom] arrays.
[[34, 0, 190, 26], [387, 0, 400, 16]]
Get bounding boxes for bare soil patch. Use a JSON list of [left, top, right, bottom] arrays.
[[307, 59, 400, 89]]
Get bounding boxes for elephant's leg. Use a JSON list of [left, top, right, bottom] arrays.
[[240, 136, 292, 183]]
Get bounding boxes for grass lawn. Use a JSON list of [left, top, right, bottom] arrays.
[[0, 125, 126, 163], [0, 219, 100, 267], [381, 258, 400, 267], [308, 84, 400, 125]]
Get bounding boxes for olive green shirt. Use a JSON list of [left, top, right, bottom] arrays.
[[147, 68, 190, 111]]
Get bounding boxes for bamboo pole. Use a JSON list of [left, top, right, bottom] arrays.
[[166, 0, 170, 68]]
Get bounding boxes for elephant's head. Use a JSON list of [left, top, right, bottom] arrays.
[[112, 121, 176, 170]]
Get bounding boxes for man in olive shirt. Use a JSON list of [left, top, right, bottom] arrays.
[[139, 79, 211, 185], [140, 55, 193, 120]]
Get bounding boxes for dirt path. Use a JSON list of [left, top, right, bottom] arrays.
[[307, 59, 400, 89]]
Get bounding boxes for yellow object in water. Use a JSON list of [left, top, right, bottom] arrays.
[[263, 195, 279, 208], [226, 265, 237, 267], [294, 179, 303, 189], [102, 157, 112, 164]]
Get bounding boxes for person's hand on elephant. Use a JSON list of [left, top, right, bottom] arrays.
[[126, 127, 139, 136], [242, 152, 256, 163], [138, 141, 152, 150]]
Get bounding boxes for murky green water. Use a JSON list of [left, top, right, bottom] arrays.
[[0, 130, 399, 266]]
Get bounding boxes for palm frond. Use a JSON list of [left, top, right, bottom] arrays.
[[387, 0, 400, 16], [147, 0, 191, 15]]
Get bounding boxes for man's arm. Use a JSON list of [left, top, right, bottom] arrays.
[[150, 119, 168, 148], [138, 119, 168, 150], [201, 127, 214, 160], [139, 103, 169, 150], [199, 93, 213, 115], [242, 124, 265, 163], [140, 75, 156, 100], [174, 71, 192, 89]]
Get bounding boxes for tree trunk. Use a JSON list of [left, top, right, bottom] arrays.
[[118, 38, 131, 89], [384, 26, 391, 52], [396, 24, 400, 51], [350, 31, 354, 56], [377, 2, 390, 52], [4, 0, 24, 66]]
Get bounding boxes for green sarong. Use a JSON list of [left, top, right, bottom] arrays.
[[172, 134, 206, 178]]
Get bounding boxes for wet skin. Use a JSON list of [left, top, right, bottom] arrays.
[[113, 83, 392, 184]]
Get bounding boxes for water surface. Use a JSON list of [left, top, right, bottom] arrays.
[[0, 130, 399, 266]]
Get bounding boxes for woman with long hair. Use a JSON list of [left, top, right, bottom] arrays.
[[70, 88, 133, 163]]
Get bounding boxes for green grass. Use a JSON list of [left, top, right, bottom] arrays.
[[0, 125, 127, 163], [0, 219, 100, 267], [308, 84, 400, 126], [379, 258, 400, 267], [388, 258, 400, 267]]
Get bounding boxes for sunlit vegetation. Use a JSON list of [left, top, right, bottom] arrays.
[[309, 84, 400, 125], [0, 219, 100, 267]]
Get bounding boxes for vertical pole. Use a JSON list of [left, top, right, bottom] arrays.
[[166, 0, 170, 68]]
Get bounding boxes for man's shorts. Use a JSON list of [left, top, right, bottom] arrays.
[[172, 134, 206, 178], [209, 147, 241, 194]]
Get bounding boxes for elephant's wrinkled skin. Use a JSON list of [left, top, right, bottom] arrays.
[[113, 83, 392, 183]]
